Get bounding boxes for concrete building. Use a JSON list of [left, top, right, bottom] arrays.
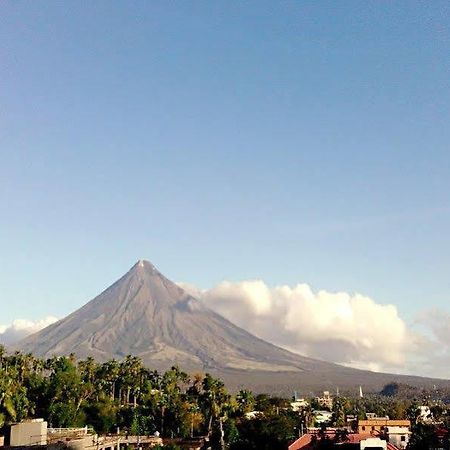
[[360, 437, 387, 450], [291, 398, 309, 412], [385, 426, 411, 449], [10, 419, 47, 446], [244, 410, 264, 420], [316, 391, 333, 410], [313, 410, 333, 424], [358, 419, 410, 435], [366, 413, 389, 420], [3, 421, 162, 450]]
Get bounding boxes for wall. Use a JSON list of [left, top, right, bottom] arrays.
[[10, 420, 47, 446]]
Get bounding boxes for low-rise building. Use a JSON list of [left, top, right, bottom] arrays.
[[291, 399, 309, 412], [358, 419, 410, 435], [385, 426, 411, 449], [316, 391, 333, 410], [245, 410, 264, 420], [314, 410, 333, 425], [9, 419, 47, 446], [360, 437, 387, 450], [366, 414, 389, 420]]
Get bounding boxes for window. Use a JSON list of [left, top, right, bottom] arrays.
[[362, 426, 366, 431], [401, 436, 406, 442]]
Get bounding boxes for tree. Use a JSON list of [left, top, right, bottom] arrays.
[[236, 390, 255, 415], [332, 396, 346, 427]]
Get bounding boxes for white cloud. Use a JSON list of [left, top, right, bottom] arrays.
[[179, 280, 446, 376], [411, 309, 450, 378], [0, 316, 58, 345]]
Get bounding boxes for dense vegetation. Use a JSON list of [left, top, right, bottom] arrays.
[[1, 347, 449, 450], [0, 347, 299, 449]]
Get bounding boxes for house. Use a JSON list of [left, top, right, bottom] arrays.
[[366, 414, 389, 420], [3, 420, 163, 450], [357, 419, 410, 435], [291, 398, 309, 412], [385, 426, 411, 449], [288, 431, 388, 450], [316, 391, 334, 410], [8, 419, 47, 446], [245, 410, 264, 420], [360, 437, 387, 450], [314, 410, 333, 424]]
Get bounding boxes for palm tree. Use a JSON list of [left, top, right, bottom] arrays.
[[79, 357, 98, 384], [99, 359, 120, 400], [0, 345, 6, 370], [118, 355, 143, 405], [200, 373, 231, 450], [236, 389, 255, 415]]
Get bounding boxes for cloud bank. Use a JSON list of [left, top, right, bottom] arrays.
[[0, 316, 58, 345], [179, 280, 449, 377]]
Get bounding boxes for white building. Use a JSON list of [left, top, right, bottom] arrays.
[[244, 411, 264, 420], [314, 410, 333, 424], [316, 391, 333, 410], [291, 398, 309, 412], [10, 419, 47, 447], [360, 437, 387, 450], [386, 426, 411, 449]]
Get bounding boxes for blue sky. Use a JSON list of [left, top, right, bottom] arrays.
[[1, 1, 450, 335]]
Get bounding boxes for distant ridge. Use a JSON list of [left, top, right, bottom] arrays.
[[17, 260, 450, 394]]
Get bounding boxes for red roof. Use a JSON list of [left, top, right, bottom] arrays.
[[288, 431, 404, 450]]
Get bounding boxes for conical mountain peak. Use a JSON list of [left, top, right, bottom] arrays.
[[132, 259, 158, 272], [128, 259, 168, 283]]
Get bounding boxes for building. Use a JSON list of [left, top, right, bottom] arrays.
[[360, 437, 387, 450], [9, 419, 47, 446], [316, 391, 333, 410], [366, 414, 389, 420], [288, 432, 389, 450], [385, 426, 411, 449], [357, 419, 410, 435], [346, 414, 357, 428], [3, 420, 162, 449], [244, 410, 264, 420], [313, 410, 333, 424], [291, 398, 309, 412]]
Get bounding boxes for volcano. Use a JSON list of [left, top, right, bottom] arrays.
[[17, 260, 450, 393]]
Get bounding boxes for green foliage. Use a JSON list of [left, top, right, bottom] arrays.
[[84, 399, 118, 433], [0, 350, 232, 443], [1, 348, 449, 450], [230, 413, 296, 450], [409, 423, 450, 450], [224, 418, 240, 445]]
